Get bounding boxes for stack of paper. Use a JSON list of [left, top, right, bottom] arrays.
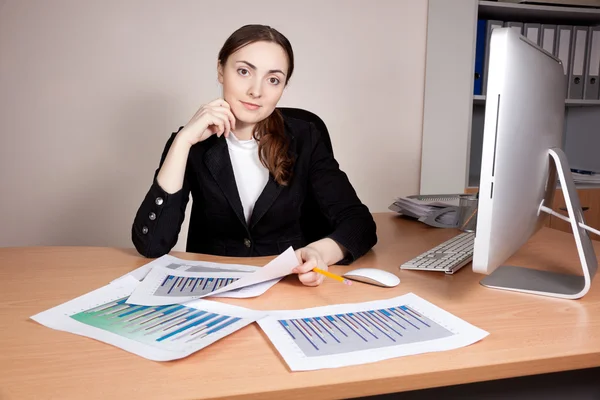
[[30, 248, 300, 361], [571, 169, 600, 186], [388, 195, 462, 227]]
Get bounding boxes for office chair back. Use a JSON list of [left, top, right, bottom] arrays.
[[278, 107, 334, 156]]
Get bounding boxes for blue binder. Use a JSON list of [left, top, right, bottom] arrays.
[[474, 19, 486, 95]]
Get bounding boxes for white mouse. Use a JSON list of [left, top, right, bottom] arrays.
[[342, 268, 400, 288]]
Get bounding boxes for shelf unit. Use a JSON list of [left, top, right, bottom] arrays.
[[469, 0, 600, 188], [421, 0, 600, 195], [421, 0, 600, 236]]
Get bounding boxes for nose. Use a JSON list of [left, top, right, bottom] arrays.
[[247, 77, 262, 98]]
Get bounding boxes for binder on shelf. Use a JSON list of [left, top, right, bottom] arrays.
[[524, 23, 541, 45], [556, 25, 573, 97], [541, 25, 557, 55], [474, 20, 486, 95], [482, 20, 504, 95], [584, 26, 600, 100], [505, 21, 523, 35], [568, 26, 589, 100]]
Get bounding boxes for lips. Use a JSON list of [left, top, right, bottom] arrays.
[[240, 101, 261, 111]]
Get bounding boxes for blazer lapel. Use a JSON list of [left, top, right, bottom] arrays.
[[203, 137, 247, 228], [249, 174, 283, 229], [250, 132, 297, 229]]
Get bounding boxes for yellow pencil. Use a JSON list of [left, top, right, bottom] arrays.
[[313, 267, 353, 286]]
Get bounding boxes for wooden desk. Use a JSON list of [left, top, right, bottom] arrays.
[[1, 213, 600, 400]]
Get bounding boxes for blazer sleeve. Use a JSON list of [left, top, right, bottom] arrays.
[[131, 127, 191, 258], [307, 123, 377, 264]]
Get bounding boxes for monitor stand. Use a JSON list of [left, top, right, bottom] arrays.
[[480, 148, 598, 299]]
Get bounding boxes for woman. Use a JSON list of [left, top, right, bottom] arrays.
[[132, 24, 376, 286]]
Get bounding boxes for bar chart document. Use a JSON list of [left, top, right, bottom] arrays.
[[126, 247, 299, 306], [257, 293, 489, 371], [111, 254, 283, 299], [30, 277, 264, 361]]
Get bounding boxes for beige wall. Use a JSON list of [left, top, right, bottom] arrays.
[[0, 0, 427, 251]]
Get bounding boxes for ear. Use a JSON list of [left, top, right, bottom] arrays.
[[217, 61, 224, 84]]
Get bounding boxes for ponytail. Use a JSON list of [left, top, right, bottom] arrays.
[[254, 109, 293, 186]]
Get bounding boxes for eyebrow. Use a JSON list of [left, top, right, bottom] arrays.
[[236, 60, 286, 76]]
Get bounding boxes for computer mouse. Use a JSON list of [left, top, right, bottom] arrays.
[[342, 268, 400, 288]]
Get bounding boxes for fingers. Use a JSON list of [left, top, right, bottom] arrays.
[[196, 99, 235, 135], [292, 259, 317, 274], [205, 115, 225, 136], [210, 106, 236, 132], [298, 271, 323, 287], [293, 256, 326, 287], [292, 247, 327, 286], [184, 99, 236, 144], [206, 111, 231, 137]]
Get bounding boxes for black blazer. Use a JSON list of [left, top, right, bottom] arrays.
[[131, 115, 377, 264]]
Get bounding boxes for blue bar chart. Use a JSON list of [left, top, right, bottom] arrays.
[[258, 294, 489, 370], [71, 296, 241, 346], [124, 248, 300, 305], [277, 304, 453, 357], [153, 276, 240, 298]]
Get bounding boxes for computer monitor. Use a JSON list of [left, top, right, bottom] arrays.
[[472, 27, 598, 299]]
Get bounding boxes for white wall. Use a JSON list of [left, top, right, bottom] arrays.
[[0, 0, 428, 251]]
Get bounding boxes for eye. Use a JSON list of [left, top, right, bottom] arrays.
[[269, 77, 280, 85], [237, 68, 250, 76]]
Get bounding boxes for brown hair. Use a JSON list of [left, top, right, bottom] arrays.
[[218, 24, 295, 186]]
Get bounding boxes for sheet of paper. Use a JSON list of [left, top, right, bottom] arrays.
[[210, 278, 283, 298], [112, 255, 255, 283], [112, 254, 284, 299], [30, 276, 264, 362], [126, 247, 298, 306], [257, 293, 489, 371]]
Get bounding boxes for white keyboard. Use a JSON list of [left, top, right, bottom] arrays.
[[400, 232, 475, 275]]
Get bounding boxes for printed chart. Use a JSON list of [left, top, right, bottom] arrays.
[[71, 296, 241, 346], [126, 247, 299, 306], [258, 293, 489, 371], [277, 304, 451, 356], [155, 275, 241, 297], [31, 277, 264, 361]]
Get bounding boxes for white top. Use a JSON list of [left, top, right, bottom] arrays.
[[225, 132, 269, 224]]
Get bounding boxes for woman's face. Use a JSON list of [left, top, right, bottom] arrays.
[[218, 41, 288, 127]]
